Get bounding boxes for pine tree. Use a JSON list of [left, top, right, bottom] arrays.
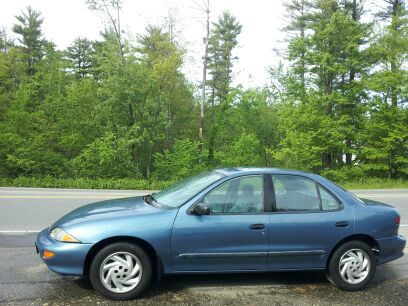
[[66, 38, 94, 79], [371, 0, 408, 107], [338, 0, 371, 165], [12, 6, 44, 75], [206, 11, 241, 161], [207, 12, 242, 104], [362, 0, 408, 179], [284, 0, 312, 101]]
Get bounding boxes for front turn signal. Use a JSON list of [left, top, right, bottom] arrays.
[[42, 250, 55, 260]]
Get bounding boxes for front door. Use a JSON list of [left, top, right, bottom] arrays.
[[172, 175, 269, 272]]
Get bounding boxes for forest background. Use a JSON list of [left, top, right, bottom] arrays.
[[0, 0, 407, 190]]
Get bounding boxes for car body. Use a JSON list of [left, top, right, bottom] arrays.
[[36, 168, 406, 300]]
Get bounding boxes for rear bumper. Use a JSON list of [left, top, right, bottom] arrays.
[[36, 228, 93, 276], [376, 235, 406, 265]]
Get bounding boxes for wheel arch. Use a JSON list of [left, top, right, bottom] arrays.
[[326, 234, 380, 268], [83, 236, 164, 282]]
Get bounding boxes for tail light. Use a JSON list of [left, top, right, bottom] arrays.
[[396, 216, 400, 226]]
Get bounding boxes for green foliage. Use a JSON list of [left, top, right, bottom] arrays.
[[207, 11, 242, 103], [0, 176, 171, 190], [0, 176, 405, 191], [361, 102, 408, 178], [72, 132, 140, 178], [340, 178, 408, 190], [215, 133, 262, 167], [0, 2, 407, 188], [65, 38, 94, 78], [12, 6, 45, 74], [154, 139, 207, 181]]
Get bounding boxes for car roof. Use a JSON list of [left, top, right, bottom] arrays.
[[213, 167, 313, 177]]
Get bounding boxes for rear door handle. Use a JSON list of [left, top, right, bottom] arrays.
[[335, 221, 349, 227], [250, 224, 265, 230]]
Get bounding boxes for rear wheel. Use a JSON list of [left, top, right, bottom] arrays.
[[327, 240, 376, 291], [89, 242, 152, 300]]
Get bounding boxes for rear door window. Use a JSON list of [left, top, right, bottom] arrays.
[[272, 175, 340, 212]]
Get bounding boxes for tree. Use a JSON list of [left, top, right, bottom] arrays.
[[12, 6, 44, 75], [337, 0, 371, 165], [207, 11, 242, 104], [86, 0, 124, 61], [368, 0, 408, 107], [215, 133, 262, 167], [206, 11, 242, 161], [0, 27, 14, 53], [73, 132, 140, 178], [284, 0, 312, 101], [136, 25, 193, 177], [196, 0, 211, 146], [65, 38, 94, 79], [361, 0, 408, 178], [154, 139, 206, 181]]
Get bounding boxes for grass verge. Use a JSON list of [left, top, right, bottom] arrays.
[[0, 177, 174, 190], [0, 177, 407, 190], [339, 178, 408, 190]]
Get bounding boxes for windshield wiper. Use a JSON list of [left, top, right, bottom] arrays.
[[143, 193, 157, 206]]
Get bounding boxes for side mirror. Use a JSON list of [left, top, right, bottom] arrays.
[[191, 203, 211, 216]]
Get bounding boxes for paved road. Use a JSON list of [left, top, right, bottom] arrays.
[[0, 187, 407, 305]]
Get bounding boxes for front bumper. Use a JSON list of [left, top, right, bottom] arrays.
[[36, 228, 93, 276], [376, 235, 406, 265]]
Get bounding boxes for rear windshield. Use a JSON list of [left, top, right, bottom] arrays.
[[326, 178, 365, 204]]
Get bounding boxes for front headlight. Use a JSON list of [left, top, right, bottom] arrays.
[[49, 227, 80, 243]]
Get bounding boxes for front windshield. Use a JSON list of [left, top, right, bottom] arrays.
[[152, 171, 225, 208]]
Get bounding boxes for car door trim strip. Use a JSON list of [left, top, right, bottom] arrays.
[[178, 250, 325, 258], [178, 252, 268, 258], [268, 250, 326, 256]]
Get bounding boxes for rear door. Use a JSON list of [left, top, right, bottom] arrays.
[[171, 175, 270, 272], [268, 174, 354, 270]]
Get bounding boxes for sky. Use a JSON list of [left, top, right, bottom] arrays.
[[0, 0, 288, 87]]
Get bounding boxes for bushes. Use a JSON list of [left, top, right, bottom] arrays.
[[153, 139, 207, 181], [215, 133, 263, 167], [321, 166, 366, 182], [72, 132, 141, 179]]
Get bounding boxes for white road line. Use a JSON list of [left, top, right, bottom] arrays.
[[354, 195, 408, 198], [0, 191, 140, 195], [400, 224, 408, 227], [0, 230, 40, 233], [0, 195, 135, 199]]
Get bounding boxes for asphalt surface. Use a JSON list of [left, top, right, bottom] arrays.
[[0, 187, 407, 305]]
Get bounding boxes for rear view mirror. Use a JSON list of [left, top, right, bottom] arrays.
[[191, 203, 211, 216]]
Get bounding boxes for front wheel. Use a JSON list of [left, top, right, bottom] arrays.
[[327, 240, 376, 291], [89, 242, 152, 300]]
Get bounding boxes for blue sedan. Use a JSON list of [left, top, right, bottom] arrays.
[[36, 168, 406, 300]]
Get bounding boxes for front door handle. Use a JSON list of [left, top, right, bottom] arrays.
[[250, 223, 265, 230], [335, 221, 349, 227]]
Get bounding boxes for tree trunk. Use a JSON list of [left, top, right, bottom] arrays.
[[199, 1, 210, 148]]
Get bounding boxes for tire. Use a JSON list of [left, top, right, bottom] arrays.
[[89, 242, 152, 301], [326, 240, 376, 291]]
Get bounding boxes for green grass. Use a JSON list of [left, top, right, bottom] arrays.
[[0, 177, 174, 190], [0, 177, 407, 190], [339, 178, 408, 190]]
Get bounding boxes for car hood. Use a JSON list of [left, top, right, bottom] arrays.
[[51, 196, 159, 229]]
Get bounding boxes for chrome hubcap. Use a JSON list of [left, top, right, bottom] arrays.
[[339, 248, 370, 284], [99, 252, 142, 293]]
